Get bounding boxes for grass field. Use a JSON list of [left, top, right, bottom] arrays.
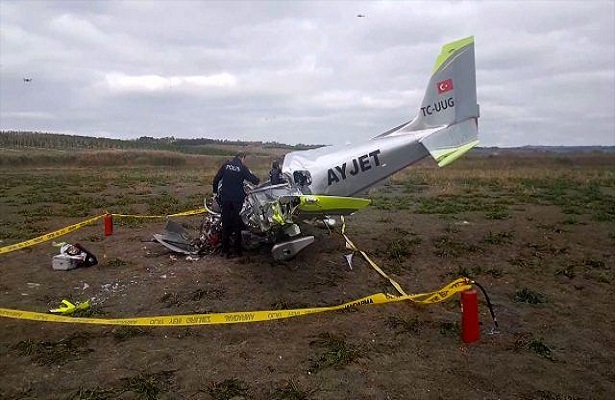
[[1, 148, 614, 399]]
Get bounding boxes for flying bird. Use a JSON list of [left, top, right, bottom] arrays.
[[357, 14, 366, 18], [23, 78, 32, 83]]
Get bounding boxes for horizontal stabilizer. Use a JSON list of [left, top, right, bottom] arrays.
[[420, 118, 479, 167]]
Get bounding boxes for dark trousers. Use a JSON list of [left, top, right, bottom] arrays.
[[221, 200, 243, 254]]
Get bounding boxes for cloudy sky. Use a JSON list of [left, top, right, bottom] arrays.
[[1, 0, 613, 147]]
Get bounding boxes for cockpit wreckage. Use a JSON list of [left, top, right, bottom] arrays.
[[154, 36, 480, 260]]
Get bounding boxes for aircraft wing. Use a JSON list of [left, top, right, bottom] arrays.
[[291, 195, 372, 216]]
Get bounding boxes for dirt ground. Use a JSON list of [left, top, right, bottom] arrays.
[[0, 154, 614, 399]]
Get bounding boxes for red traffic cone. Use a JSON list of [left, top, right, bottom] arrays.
[[461, 289, 480, 343]]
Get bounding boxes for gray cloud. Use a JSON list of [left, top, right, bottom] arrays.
[[1, 0, 613, 146]]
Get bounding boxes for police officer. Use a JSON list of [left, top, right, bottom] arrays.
[[212, 152, 260, 257]]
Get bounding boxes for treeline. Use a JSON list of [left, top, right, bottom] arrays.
[[0, 149, 192, 167], [0, 131, 321, 153]]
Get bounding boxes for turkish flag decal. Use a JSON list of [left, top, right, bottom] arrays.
[[437, 78, 454, 94]]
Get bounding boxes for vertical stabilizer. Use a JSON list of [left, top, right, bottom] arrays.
[[282, 37, 481, 197], [411, 36, 478, 131], [378, 36, 479, 136], [376, 36, 480, 165]]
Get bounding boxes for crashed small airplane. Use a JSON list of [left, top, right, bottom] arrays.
[[154, 36, 480, 260]]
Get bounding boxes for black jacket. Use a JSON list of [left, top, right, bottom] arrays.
[[213, 156, 260, 203], [269, 166, 285, 185]]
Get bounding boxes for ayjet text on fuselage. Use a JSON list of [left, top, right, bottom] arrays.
[[327, 149, 382, 186]]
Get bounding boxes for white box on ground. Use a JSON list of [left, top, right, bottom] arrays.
[[52, 254, 83, 271]]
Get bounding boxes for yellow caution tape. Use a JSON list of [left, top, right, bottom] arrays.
[[340, 216, 408, 296], [112, 208, 206, 218], [166, 208, 206, 217], [0, 205, 472, 327], [340, 219, 469, 304], [0, 208, 206, 255], [0, 278, 470, 326], [0, 215, 105, 255]]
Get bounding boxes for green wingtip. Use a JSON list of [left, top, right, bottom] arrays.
[[433, 36, 474, 73], [436, 140, 480, 167]]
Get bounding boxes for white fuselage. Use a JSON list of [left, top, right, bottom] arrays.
[[283, 129, 435, 197]]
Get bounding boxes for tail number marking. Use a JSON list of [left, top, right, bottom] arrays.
[[421, 97, 455, 116]]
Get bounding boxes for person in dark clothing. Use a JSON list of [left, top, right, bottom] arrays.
[[269, 160, 285, 185], [212, 152, 260, 257]]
